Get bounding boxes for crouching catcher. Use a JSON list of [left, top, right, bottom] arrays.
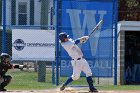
[[0, 53, 27, 91]]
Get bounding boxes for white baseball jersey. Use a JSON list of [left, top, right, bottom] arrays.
[[61, 38, 92, 80], [61, 38, 83, 60]]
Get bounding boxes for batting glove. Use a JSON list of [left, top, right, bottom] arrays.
[[80, 36, 89, 43]]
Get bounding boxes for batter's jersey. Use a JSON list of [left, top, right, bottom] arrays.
[[61, 38, 83, 60]]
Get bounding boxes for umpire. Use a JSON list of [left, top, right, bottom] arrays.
[[0, 53, 26, 91]]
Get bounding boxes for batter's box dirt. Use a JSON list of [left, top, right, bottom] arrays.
[[1, 87, 140, 93], [1, 90, 140, 93]]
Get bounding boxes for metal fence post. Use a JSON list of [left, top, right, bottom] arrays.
[[114, 0, 118, 85], [2, 0, 6, 53], [52, 61, 55, 84], [55, 0, 60, 86], [38, 61, 46, 82]]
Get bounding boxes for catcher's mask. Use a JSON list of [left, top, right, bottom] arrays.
[[0, 53, 11, 64], [59, 32, 69, 42]]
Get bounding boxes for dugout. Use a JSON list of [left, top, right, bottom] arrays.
[[118, 21, 140, 85]]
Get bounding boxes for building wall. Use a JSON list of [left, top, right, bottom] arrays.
[[6, 0, 11, 25], [117, 29, 125, 84], [3, 0, 54, 27], [5, 0, 42, 26], [118, 21, 140, 85], [34, 0, 41, 25]]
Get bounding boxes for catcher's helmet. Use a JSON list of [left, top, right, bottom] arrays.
[[59, 32, 69, 42], [0, 53, 11, 62]]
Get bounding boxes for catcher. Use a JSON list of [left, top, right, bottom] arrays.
[[59, 32, 98, 92], [0, 53, 26, 91]]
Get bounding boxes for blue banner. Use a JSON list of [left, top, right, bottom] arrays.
[[60, 0, 114, 77]]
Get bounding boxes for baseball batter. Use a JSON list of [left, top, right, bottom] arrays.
[[59, 32, 98, 92]]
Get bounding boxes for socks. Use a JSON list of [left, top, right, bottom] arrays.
[[86, 76, 93, 83], [63, 77, 73, 86], [86, 76, 95, 89]]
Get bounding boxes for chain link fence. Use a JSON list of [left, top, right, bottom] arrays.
[[57, 0, 117, 87], [0, 0, 57, 90], [0, 0, 118, 90]]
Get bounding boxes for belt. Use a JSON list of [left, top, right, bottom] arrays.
[[72, 57, 83, 60]]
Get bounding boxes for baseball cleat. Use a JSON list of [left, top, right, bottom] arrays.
[[89, 90, 98, 92], [89, 88, 98, 92], [60, 85, 65, 91]]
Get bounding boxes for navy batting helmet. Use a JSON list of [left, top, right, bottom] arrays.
[[59, 32, 69, 42]]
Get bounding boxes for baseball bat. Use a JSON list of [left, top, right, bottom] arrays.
[[88, 19, 103, 37]]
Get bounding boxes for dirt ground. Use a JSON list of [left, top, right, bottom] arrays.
[[3, 90, 140, 93], [2, 87, 140, 93]]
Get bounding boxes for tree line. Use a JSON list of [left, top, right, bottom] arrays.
[[119, 0, 140, 21]]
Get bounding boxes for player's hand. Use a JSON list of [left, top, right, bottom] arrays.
[[80, 36, 89, 43]]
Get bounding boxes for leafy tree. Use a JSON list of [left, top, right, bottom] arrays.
[[119, 0, 140, 21]]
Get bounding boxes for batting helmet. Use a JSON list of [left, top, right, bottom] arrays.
[[59, 32, 69, 42], [0, 53, 11, 63]]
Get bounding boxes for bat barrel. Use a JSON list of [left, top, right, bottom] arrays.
[[88, 19, 103, 37]]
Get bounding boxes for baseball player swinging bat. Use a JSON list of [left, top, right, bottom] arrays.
[[59, 21, 103, 92]]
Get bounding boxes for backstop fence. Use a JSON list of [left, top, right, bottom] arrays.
[[56, 0, 118, 86], [0, 0, 118, 89]]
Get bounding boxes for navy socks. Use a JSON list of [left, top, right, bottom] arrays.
[[63, 77, 73, 86], [86, 76, 95, 89]]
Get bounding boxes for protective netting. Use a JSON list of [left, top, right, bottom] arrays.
[[58, 0, 117, 87], [0, 0, 56, 90], [0, 0, 118, 91]]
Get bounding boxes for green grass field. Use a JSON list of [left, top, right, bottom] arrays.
[[7, 70, 56, 90], [6, 69, 140, 91]]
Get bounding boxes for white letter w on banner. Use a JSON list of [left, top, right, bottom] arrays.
[[67, 9, 106, 56]]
